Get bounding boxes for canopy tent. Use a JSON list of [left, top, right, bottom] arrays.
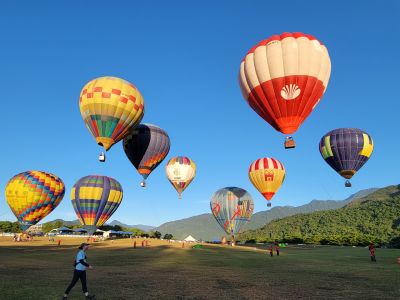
[[183, 235, 197, 242]]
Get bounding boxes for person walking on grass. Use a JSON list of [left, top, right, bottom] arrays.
[[368, 243, 376, 262], [63, 243, 95, 299], [275, 243, 280, 256]]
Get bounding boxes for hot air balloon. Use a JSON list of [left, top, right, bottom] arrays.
[[71, 175, 123, 233], [210, 187, 254, 242], [79, 76, 145, 162], [5, 171, 65, 231], [319, 128, 374, 187], [165, 156, 196, 199], [239, 32, 331, 149], [123, 124, 170, 187], [248, 157, 285, 207]]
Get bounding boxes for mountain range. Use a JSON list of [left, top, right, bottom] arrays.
[[237, 185, 400, 246], [156, 188, 378, 241], [45, 219, 155, 232]]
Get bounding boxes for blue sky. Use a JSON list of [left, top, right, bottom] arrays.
[[0, 1, 399, 226]]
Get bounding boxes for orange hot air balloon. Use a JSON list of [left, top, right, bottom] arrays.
[[239, 32, 331, 148], [248, 158, 285, 207]]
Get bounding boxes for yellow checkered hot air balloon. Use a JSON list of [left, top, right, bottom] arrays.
[[248, 158, 285, 207], [79, 76, 145, 161], [5, 171, 65, 231]]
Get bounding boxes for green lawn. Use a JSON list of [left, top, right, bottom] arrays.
[[0, 238, 399, 299]]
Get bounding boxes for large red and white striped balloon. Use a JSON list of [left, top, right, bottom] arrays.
[[239, 32, 331, 135]]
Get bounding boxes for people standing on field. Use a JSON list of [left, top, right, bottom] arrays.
[[268, 245, 273, 257], [275, 243, 280, 256], [368, 243, 376, 262]]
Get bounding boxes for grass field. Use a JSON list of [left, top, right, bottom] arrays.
[[0, 237, 399, 299]]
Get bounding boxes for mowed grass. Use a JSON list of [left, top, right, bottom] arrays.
[[0, 237, 399, 299]]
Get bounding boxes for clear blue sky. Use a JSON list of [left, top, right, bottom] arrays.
[[0, 1, 399, 226]]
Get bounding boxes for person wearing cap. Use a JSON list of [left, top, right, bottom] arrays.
[[63, 243, 95, 299]]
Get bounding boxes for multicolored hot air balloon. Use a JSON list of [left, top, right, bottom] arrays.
[[79, 76, 145, 161], [210, 187, 254, 239], [248, 157, 285, 207], [123, 124, 170, 187], [239, 32, 331, 148], [71, 175, 123, 232], [165, 156, 196, 199], [319, 128, 374, 187], [5, 171, 65, 231]]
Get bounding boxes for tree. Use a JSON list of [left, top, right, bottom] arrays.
[[42, 220, 63, 233], [151, 231, 162, 239], [163, 233, 173, 240]]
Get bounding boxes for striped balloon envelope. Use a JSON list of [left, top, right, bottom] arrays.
[[239, 32, 331, 136], [210, 187, 254, 237], [71, 175, 123, 232], [79, 76, 145, 152], [5, 171, 65, 231], [248, 157, 285, 207], [319, 128, 374, 186], [165, 156, 196, 199], [123, 124, 170, 187]]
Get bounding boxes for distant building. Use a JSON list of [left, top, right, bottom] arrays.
[[26, 224, 43, 235]]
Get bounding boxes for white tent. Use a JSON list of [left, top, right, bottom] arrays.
[[183, 235, 197, 243]]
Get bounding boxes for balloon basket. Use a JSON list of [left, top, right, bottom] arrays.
[[140, 181, 146, 188], [267, 202, 272, 207], [284, 137, 296, 149], [99, 152, 106, 162], [345, 180, 352, 188]]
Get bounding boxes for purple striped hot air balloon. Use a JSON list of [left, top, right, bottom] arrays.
[[319, 128, 374, 187], [71, 175, 123, 233], [123, 124, 170, 187]]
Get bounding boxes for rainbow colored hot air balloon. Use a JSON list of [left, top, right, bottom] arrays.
[[239, 32, 331, 148], [79, 77, 145, 160], [248, 157, 285, 207], [319, 128, 374, 187], [123, 124, 170, 187], [5, 171, 65, 231], [71, 175, 123, 232], [165, 156, 196, 199], [210, 187, 254, 238]]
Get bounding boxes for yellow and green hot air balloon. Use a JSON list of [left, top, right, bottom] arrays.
[[248, 157, 285, 207], [79, 76, 145, 161], [5, 171, 65, 231]]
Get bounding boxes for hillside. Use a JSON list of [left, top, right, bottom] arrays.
[[42, 219, 154, 232], [157, 188, 377, 241], [237, 185, 400, 246]]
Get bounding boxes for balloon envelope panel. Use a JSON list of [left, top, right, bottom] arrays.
[[71, 175, 123, 227], [5, 171, 65, 230], [210, 187, 254, 235]]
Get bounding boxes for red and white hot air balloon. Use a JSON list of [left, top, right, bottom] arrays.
[[239, 32, 331, 148]]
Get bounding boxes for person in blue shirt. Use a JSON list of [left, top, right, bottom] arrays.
[[63, 243, 95, 299]]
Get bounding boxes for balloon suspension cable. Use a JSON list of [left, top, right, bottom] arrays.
[[140, 180, 146, 188], [345, 180, 352, 188], [99, 152, 106, 162]]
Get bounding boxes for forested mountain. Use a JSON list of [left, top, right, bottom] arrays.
[[238, 185, 400, 247]]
